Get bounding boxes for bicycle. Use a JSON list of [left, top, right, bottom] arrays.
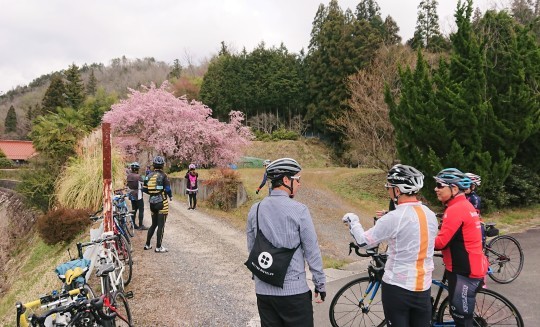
[[89, 215, 133, 287], [78, 234, 134, 326], [16, 286, 115, 327], [113, 190, 135, 239], [329, 243, 524, 327], [483, 223, 524, 284]]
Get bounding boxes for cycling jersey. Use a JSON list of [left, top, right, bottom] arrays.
[[435, 194, 487, 279], [349, 202, 438, 291], [144, 170, 172, 214], [466, 191, 481, 213]]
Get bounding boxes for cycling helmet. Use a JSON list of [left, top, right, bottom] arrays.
[[266, 158, 302, 180], [130, 162, 140, 169], [386, 164, 424, 194], [434, 168, 472, 190], [153, 156, 165, 168], [465, 173, 481, 187], [189, 163, 196, 170], [263, 159, 271, 166]]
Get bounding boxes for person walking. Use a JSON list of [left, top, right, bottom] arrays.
[[255, 159, 271, 195], [185, 164, 198, 210], [434, 168, 488, 327], [143, 156, 172, 253], [342, 164, 438, 326], [126, 162, 148, 230], [246, 158, 326, 327]]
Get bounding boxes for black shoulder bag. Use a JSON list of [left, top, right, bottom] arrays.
[[244, 203, 300, 288]]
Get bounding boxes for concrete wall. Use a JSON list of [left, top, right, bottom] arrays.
[[0, 179, 20, 190], [169, 177, 247, 209]]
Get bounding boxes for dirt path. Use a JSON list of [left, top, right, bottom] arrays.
[[127, 199, 258, 326]]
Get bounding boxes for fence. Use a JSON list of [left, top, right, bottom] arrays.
[[169, 177, 247, 209]]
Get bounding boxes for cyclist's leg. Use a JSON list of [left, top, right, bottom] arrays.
[[130, 199, 139, 227], [381, 281, 416, 326], [156, 213, 168, 248], [193, 192, 197, 209], [145, 210, 158, 246], [257, 291, 313, 327], [446, 270, 482, 327], [137, 198, 145, 226], [188, 193, 194, 209]]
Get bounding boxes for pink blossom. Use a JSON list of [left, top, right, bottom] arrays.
[[103, 82, 253, 167]]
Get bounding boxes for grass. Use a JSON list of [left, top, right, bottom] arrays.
[[0, 168, 25, 180], [482, 204, 540, 233], [0, 230, 92, 326], [323, 255, 350, 270]]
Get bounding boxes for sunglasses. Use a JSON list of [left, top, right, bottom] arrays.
[[290, 176, 301, 182], [436, 182, 450, 189], [384, 182, 394, 189]]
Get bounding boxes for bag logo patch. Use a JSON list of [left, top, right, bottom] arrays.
[[258, 252, 273, 269]]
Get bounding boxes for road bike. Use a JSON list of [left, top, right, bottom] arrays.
[[483, 223, 524, 284], [329, 243, 524, 327]]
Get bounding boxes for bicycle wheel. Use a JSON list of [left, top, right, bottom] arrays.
[[107, 291, 133, 327], [486, 235, 524, 284], [329, 276, 386, 327], [436, 288, 524, 326], [115, 234, 133, 287], [124, 213, 135, 238]]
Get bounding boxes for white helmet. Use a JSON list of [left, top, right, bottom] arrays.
[[266, 158, 301, 180], [263, 159, 271, 166], [465, 173, 481, 186], [386, 164, 424, 194]]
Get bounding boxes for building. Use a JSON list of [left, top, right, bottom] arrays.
[[0, 140, 37, 164]]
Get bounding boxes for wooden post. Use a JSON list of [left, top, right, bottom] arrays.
[[102, 123, 113, 233]]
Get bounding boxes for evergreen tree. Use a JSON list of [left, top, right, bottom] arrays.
[[80, 88, 118, 128], [41, 74, 66, 114], [408, 0, 449, 51], [86, 69, 97, 96], [167, 59, 182, 80], [306, 0, 382, 138], [64, 63, 85, 109], [382, 16, 402, 45], [5, 105, 18, 133]]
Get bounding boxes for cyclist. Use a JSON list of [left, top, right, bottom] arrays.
[[255, 159, 271, 195], [143, 156, 173, 253], [342, 164, 438, 327], [246, 158, 326, 327], [434, 168, 488, 327], [126, 162, 148, 230], [185, 164, 199, 210], [464, 172, 481, 213]]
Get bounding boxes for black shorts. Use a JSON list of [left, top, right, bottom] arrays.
[[256, 291, 313, 327]]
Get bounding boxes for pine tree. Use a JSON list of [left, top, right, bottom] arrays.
[[86, 69, 97, 96], [409, 0, 447, 51], [382, 16, 402, 45], [64, 63, 85, 109], [167, 59, 182, 80], [4, 105, 18, 133], [42, 74, 66, 114]]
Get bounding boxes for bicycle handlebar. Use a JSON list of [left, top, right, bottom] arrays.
[[76, 234, 118, 258]]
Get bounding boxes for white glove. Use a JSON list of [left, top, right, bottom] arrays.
[[342, 213, 360, 228]]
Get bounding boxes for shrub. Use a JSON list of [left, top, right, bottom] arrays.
[[271, 128, 299, 141], [206, 168, 241, 211], [37, 207, 92, 245], [17, 161, 58, 212], [503, 165, 540, 207], [0, 158, 13, 168]]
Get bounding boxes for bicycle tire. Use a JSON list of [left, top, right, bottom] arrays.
[[486, 235, 524, 284], [436, 288, 524, 326], [106, 291, 133, 327], [329, 276, 386, 327], [124, 213, 135, 238], [115, 234, 133, 287]]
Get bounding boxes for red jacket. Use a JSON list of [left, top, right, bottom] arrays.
[[435, 194, 488, 279]]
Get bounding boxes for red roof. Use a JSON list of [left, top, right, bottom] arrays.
[[0, 140, 37, 160]]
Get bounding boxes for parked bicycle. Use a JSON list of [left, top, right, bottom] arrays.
[[113, 189, 135, 239], [16, 286, 114, 327], [329, 243, 524, 327], [483, 223, 524, 284], [77, 233, 134, 326]]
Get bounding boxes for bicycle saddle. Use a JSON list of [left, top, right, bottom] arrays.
[[96, 263, 115, 277]]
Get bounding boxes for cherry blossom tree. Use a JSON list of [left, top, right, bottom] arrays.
[[102, 82, 253, 167]]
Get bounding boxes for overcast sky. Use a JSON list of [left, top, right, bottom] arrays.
[[0, 0, 505, 94]]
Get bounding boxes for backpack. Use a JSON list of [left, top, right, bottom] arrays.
[[146, 171, 165, 211]]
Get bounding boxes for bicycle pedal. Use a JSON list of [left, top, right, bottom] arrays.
[[125, 291, 134, 299]]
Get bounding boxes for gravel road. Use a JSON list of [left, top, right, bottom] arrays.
[[126, 181, 375, 326]]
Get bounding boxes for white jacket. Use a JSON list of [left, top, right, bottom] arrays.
[[350, 202, 438, 291]]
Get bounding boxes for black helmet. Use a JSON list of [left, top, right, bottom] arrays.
[[130, 162, 140, 169], [266, 158, 302, 180], [153, 156, 165, 168], [386, 164, 424, 194]]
